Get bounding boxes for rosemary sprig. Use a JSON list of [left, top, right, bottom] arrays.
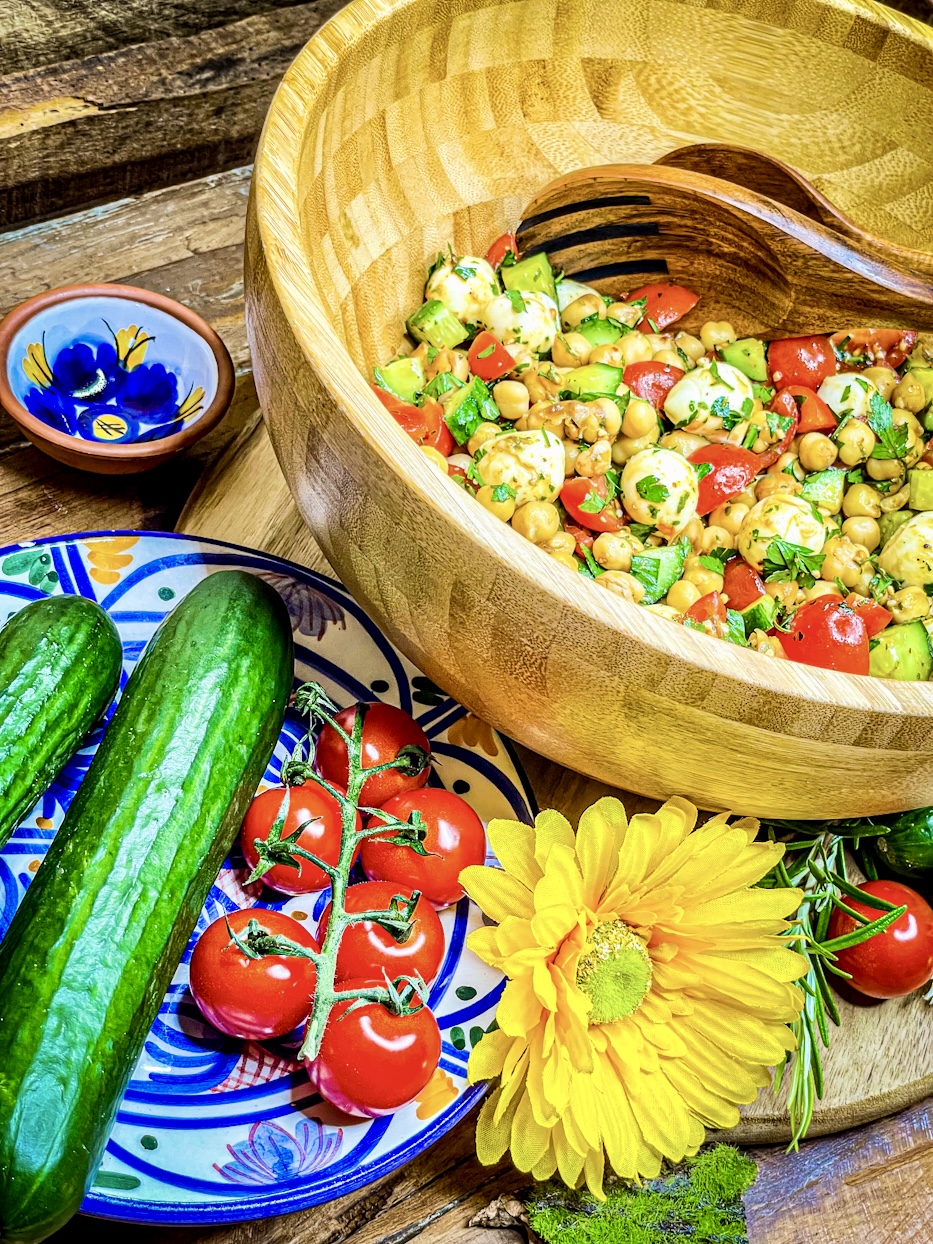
[[761, 828, 906, 1148]]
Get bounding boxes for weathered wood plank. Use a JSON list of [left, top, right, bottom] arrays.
[[0, 3, 344, 228]]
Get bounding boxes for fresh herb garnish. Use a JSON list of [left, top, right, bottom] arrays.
[[579, 488, 608, 515], [742, 424, 759, 450], [636, 475, 670, 504], [752, 382, 775, 404], [628, 522, 656, 541], [766, 410, 794, 440], [505, 290, 527, 314], [699, 548, 733, 573], [867, 391, 909, 461], [578, 545, 604, 578], [725, 608, 749, 646], [708, 361, 734, 390], [453, 263, 476, 281], [762, 538, 826, 589], [869, 569, 896, 603], [423, 371, 463, 399], [491, 482, 516, 503], [693, 461, 713, 482], [476, 342, 496, 359]]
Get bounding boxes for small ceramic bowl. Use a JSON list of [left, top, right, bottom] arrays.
[[0, 283, 235, 474]]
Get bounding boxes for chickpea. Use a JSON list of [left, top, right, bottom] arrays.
[[681, 515, 705, 549], [597, 570, 646, 603], [708, 501, 750, 536], [592, 528, 644, 571], [853, 565, 877, 599], [820, 535, 869, 588], [862, 366, 899, 400], [539, 531, 577, 556], [425, 347, 470, 383], [612, 433, 657, 464], [804, 580, 843, 601], [843, 482, 882, 518], [660, 430, 709, 457], [880, 482, 911, 513], [645, 604, 682, 621], [735, 486, 759, 509], [511, 501, 561, 543], [835, 419, 876, 466], [616, 333, 655, 367], [674, 332, 706, 363], [467, 421, 502, 456], [552, 332, 591, 368], [514, 399, 553, 432], [841, 516, 881, 552], [891, 376, 927, 414], [561, 294, 604, 331], [866, 457, 906, 483], [549, 551, 580, 573], [700, 525, 735, 552], [683, 555, 724, 596], [476, 483, 516, 521], [653, 348, 684, 369], [621, 397, 660, 440], [420, 445, 449, 473], [522, 363, 562, 405], [505, 343, 535, 375], [767, 451, 805, 481], [889, 584, 931, 624], [589, 343, 626, 368], [766, 580, 802, 609], [699, 320, 736, 351], [756, 475, 802, 501], [748, 629, 788, 658], [492, 379, 531, 425], [606, 301, 642, 328], [570, 398, 622, 443], [666, 578, 702, 613], [798, 432, 839, 473], [563, 439, 582, 476], [575, 439, 612, 477]]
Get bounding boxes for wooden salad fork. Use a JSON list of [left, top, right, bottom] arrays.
[[655, 142, 933, 281], [516, 163, 933, 337]]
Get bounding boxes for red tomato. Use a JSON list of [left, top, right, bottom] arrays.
[[307, 977, 441, 1116], [844, 594, 893, 637], [627, 283, 699, 331], [318, 880, 445, 985], [468, 331, 514, 383], [776, 598, 869, 675], [560, 475, 624, 533], [485, 231, 519, 269], [623, 361, 684, 408], [370, 385, 448, 450], [826, 881, 933, 999], [722, 558, 766, 611], [363, 788, 486, 908], [768, 336, 837, 390], [830, 328, 918, 370], [423, 419, 455, 457], [754, 389, 802, 470], [688, 445, 761, 516], [241, 782, 359, 895], [684, 591, 728, 629], [778, 385, 838, 435], [190, 908, 318, 1041], [564, 520, 594, 552], [315, 702, 431, 810]]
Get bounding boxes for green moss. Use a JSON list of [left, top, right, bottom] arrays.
[[525, 1144, 756, 1244]]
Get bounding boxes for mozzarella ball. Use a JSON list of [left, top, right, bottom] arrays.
[[480, 290, 559, 356], [877, 513, 933, 587], [663, 360, 755, 431], [736, 494, 827, 571], [425, 254, 499, 325], [817, 372, 879, 420], [472, 428, 564, 505], [621, 447, 699, 535]]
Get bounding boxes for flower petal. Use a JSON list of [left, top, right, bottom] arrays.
[[533, 808, 576, 871], [486, 817, 542, 890], [576, 797, 628, 908], [461, 864, 533, 923]]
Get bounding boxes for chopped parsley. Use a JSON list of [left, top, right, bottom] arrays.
[[867, 391, 909, 461], [423, 371, 463, 399], [752, 382, 775, 404], [708, 361, 734, 390], [579, 488, 608, 515], [453, 263, 476, 281], [426, 251, 447, 279], [699, 548, 733, 573], [762, 538, 826, 590], [711, 396, 746, 432], [629, 522, 656, 541], [725, 608, 749, 647], [869, 569, 896, 603], [646, 316, 660, 333], [578, 545, 605, 578], [635, 475, 670, 504], [766, 410, 794, 441], [490, 482, 516, 503], [742, 425, 759, 450], [693, 461, 713, 482], [505, 290, 527, 314], [476, 342, 496, 359]]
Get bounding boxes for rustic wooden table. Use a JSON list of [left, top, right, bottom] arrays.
[[1, 2, 932, 1241]]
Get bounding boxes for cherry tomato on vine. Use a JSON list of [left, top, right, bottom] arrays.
[[315, 702, 431, 809], [688, 445, 760, 516], [826, 881, 933, 999], [190, 908, 318, 1041], [363, 788, 486, 907], [307, 977, 441, 1116], [560, 475, 624, 533], [627, 283, 699, 331], [317, 880, 445, 985], [776, 597, 869, 675], [767, 335, 836, 390], [241, 781, 359, 895]]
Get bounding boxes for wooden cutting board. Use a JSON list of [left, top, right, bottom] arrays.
[[177, 411, 933, 1145]]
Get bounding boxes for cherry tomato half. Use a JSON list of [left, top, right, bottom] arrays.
[[307, 977, 441, 1116], [753, 389, 803, 471], [768, 335, 837, 390], [468, 331, 514, 384], [830, 328, 918, 370], [485, 231, 520, 270], [684, 591, 727, 630], [363, 788, 486, 908], [722, 558, 766, 612], [826, 880, 933, 999], [241, 781, 360, 895], [318, 880, 446, 985], [190, 908, 318, 1041], [627, 283, 699, 332], [776, 598, 869, 675], [844, 593, 893, 638], [564, 520, 594, 552], [371, 386, 452, 453], [778, 384, 838, 435], [688, 444, 761, 516], [622, 361, 684, 408], [315, 702, 431, 810], [560, 475, 624, 533]]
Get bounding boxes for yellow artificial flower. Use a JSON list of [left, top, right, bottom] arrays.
[[461, 797, 806, 1198]]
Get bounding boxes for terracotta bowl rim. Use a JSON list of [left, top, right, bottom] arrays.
[[252, 0, 933, 721], [0, 282, 236, 461]]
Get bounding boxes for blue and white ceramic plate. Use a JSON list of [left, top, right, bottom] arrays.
[[0, 532, 535, 1226]]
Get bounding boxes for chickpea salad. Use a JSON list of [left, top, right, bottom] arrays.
[[369, 231, 933, 680]]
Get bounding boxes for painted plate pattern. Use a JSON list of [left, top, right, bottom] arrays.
[[0, 532, 535, 1226]]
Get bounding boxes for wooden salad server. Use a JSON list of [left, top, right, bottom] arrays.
[[516, 163, 933, 337], [655, 142, 933, 281]]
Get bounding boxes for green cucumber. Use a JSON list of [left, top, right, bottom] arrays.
[[501, 251, 558, 305], [801, 468, 845, 513], [562, 363, 625, 397], [0, 571, 293, 1243], [908, 468, 933, 512], [574, 316, 626, 349], [869, 619, 933, 681], [719, 338, 768, 383], [0, 594, 122, 850], [373, 357, 424, 403], [407, 300, 468, 350]]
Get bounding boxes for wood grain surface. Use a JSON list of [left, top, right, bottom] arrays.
[[248, 0, 933, 819]]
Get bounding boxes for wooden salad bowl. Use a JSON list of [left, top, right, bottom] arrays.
[[246, 0, 933, 819]]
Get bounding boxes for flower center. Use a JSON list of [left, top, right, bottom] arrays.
[[575, 920, 653, 1025]]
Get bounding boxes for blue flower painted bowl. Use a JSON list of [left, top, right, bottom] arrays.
[[0, 284, 235, 474]]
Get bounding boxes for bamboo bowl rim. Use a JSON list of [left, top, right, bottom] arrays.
[[253, 0, 933, 722]]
